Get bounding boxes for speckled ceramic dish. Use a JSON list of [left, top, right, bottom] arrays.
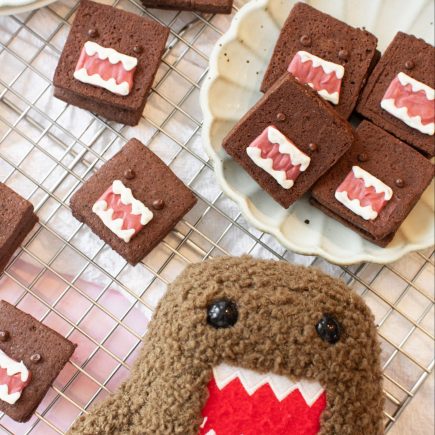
[[200, 0, 434, 265]]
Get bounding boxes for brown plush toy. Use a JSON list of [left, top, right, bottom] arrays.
[[69, 256, 384, 435]]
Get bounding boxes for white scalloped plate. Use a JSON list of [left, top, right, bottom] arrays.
[[0, 0, 56, 16], [200, 0, 434, 265]]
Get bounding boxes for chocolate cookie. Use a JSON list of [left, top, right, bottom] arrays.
[[141, 0, 233, 14], [356, 32, 434, 157], [53, 0, 169, 126], [0, 183, 38, 274], [223, 74, 354, 208], [0, 300, 76, 422], [68, 256, 384, 435], [311, 120, 434, 246], [261, 2, 378, 119], [70, 138, 197, 265]]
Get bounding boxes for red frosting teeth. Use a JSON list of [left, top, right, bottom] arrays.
[[0, 368, 31, 396], [75, 51, 135, 90], [97, 185, 144, 234], [382, 75, 434, 126], [250, 129, 303, 182], [288, 51, 343, 101], [200, 376, 326, 435], [337, 171, 389, 214]]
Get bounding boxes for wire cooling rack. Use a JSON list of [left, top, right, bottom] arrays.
[[0, 0, 434, 433]]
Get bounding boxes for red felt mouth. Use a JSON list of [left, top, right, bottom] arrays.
[[382, 76, 434, 125], [288, 52, 342, 95], [200, 376, 326, 435], [97, 185, 143, 233], [75, 50, 135, 90], [337, 170, 388, 213], [0, 367, 31, 396], [249, 128, 303, 182]]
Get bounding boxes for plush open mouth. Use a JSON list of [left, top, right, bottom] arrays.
[[288, 51, 344, 105], [246, 126, 311, 189], [74, 41, 138, 96], [200, 364, 326, 435], [381, 72, 434, 136], [0, 349, 31, 405], [92, 180, 153, 243], [335, 166, 393, 221]]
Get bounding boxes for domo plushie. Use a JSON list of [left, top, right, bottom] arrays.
[[69, 256, 384, 435]]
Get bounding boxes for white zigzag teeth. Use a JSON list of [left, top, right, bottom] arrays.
[[111, 180, 153, 224], [298, 51, 344, 79], [246, 127, 310, 190], [0, 349, 29, 381], [73, 69, 130, 96], [381, 98, 434, 136], [212, 363, 324, 406], [83, 41, 137, 71], [335, 190, 378, 221], [352, 166, 392, 199], [0, 349, 30, 405], [397, 72, 434, 100], [294, 51, 343, 104], [92, 180, 153, 243]]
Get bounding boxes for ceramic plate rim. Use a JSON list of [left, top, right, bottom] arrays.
[[0, 0, 57, 16]]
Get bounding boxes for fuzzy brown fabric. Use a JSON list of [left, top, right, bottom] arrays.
[[69, 256, 384, 434]]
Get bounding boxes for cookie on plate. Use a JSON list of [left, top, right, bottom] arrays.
[[260, 2, 378, 119], [141, 0, 232, 14], [68, 256, 384, 435], [357, 32, 434, 157], [311, 120, 434, 247], [0, 300, 76, 422], [53, 0, 169, 126], [0, 183, 38, 274], [70, 138, 197, 265], [222, 74, 354, 208]]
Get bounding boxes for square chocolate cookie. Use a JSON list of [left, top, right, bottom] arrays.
[[261, 2, 378, 119], [141, 0, 233, 14], [311, 121, 434, 247], [0, 300, 76, 422], [53, 0, 169, 126], [70, 138, 197, 265], [0, 183, 38, 274], [222, 74, 354, 209], [356, 32, 434, 157]]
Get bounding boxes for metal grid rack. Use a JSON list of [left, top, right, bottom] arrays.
[[0, 0, 434, 433]]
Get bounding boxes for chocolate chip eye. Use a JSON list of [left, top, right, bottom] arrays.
[[316, 314, 341, 344], [207, 299, 238, 329]]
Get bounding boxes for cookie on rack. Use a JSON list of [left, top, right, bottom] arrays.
[[0, 300, 76, 422], [53, 0, 169, 126], [141, 0, 233, 14], [356, 32, 434, 157], [68, 256, 384, 435], [0, 183, 38, 274], [311, 120, 434, 247], [222, 74, 355, 208], [260, 2, 378, 119], [70, 138, 197, 265]]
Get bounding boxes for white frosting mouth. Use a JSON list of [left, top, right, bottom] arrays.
[[246, 126, 311, 190], [73, 42, 138, 96], [0, 349, 30, 405], [92, 180, 153, 243], [381, 72, 434, 136]]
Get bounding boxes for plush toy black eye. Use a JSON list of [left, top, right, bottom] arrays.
[[316, 314, 341, 344], [207, 299, 238, 329]]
